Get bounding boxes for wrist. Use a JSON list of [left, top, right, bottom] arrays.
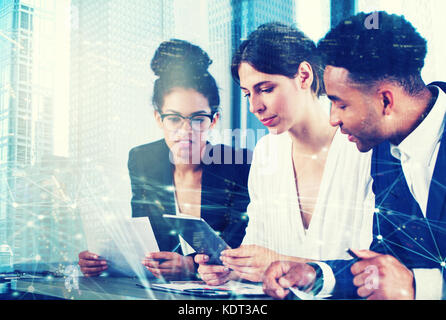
[[306, 262, 323, 295]]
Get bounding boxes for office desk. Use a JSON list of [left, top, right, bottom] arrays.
[[12, 277, 272, 300]]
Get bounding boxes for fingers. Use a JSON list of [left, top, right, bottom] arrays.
[[79, 264, 108, 277], [202, 273, 232, 286], [194, 254, 209, 264], [280, 264, 316, 291], [352, 270, 371, 287], [146, 251, 175, 260], [263, 261, 294, 299], [78, 257, 107, 267], [79, 251, 100, 260], [198, 264, 229, 274], [197, 263, 231, 285], [78, 251, 107, 277], [221, 245, 255, 258], [351, 253, 388, 275], [221, 255, 253, 267], [232, 268, 263, 283], [351, 249, 381, 260], [357, 283, 374, 298], [200, 271, 231, 285]]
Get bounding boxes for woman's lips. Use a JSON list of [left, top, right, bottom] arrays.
[[260, 115, 277, 126]]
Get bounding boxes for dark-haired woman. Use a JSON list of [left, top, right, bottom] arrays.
[[195, 23, 375, 288], [78, 39, 251, 280]]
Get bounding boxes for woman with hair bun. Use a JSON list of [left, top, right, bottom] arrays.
[[195, 23, 375, 290], [78, 39, 251, 280]]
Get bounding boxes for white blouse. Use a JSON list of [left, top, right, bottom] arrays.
[[242, 129, 375, 260]]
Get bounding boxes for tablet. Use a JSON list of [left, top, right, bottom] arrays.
[[163, 214, 230, 265]]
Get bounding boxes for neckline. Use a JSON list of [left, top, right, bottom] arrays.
[[289, 129, 339, 235]]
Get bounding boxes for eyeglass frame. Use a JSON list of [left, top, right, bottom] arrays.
[[158, 111, 218, 131]]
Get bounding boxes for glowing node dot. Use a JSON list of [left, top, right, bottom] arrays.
[[374, 208, 380, 213], [12, 202, 18, 208], [376, 235, 383, 241], [27, 286, 34, 293], [441, 262, 446, 267], [311, 155, 317, 160]]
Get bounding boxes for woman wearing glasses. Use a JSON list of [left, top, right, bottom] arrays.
[[78, 39, 251, 280]]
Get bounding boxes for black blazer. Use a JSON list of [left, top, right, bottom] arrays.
[[128, 139, 252, 255]]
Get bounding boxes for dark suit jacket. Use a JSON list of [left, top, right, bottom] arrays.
[[325, 82, 446, 299], [127, 139, 252, 256]]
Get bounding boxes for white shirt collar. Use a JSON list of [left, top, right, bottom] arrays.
[[390, 85, 446, 165]]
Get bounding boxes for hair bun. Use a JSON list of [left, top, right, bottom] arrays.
[[151, 39, 212, 77]]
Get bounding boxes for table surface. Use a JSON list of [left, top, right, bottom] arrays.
[[12, 277, 273, 300]]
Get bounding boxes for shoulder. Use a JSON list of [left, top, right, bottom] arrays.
[[129, 139, 167, 158], [128, 139, 170, 171]]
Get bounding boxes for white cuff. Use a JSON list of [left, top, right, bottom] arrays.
[[412, 268, 443, 300], [312, 261, 336, 297]]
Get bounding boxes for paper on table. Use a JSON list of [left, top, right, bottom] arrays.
[[150, 280, 267, 296], [85, 217, 159, 279]]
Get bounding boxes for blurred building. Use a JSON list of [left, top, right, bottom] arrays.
[[0, 0, 62, 267], [0, 244, 12, 272], [70, 0, 175, 239], [208, 0, 296, 147]]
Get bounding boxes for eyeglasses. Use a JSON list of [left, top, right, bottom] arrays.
[[159, 112, 216, 132]]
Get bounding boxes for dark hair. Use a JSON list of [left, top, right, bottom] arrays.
[[317, 11, 427, 95], [151, 39, 220, 112], [231, 22, 325, 97]]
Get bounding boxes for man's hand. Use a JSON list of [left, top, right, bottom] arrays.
[[350, 249, 414, 300], [263, 261, 317, 299]]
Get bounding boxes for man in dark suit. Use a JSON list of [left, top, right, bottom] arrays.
[[263, 11, 446, 300]]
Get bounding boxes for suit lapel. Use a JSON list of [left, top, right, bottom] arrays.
[[426, 127, 446, 221], [372, 142, 415, 210], [151, 140, 176, 215]]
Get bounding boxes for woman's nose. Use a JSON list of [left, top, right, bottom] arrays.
[[249, 94, 266, 114]]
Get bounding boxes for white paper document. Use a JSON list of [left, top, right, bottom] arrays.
[[85, 216, 159, 278], [150, 280, 267, 297]]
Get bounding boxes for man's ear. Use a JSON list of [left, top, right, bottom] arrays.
[[294, 61, 314, 90], [380, 90, 394, 116]]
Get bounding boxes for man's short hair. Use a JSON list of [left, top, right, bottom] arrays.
[[317, 11, 427, 94]]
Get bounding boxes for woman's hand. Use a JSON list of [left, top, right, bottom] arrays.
[[142, 251, 195, 281], [219, 245, 285, 282], [78, 251, 108, 277], [194, 254, 238, 286]]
